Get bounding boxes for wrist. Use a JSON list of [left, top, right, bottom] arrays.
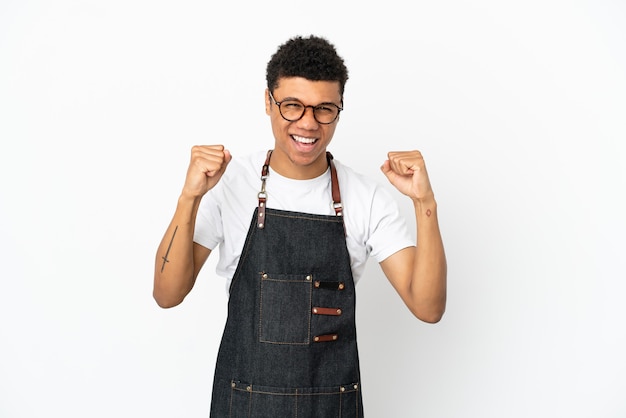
[[177, 192, 203, 210], [413, 194, 437, 217]]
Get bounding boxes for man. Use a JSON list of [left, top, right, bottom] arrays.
[[153, 35, 446, 417]]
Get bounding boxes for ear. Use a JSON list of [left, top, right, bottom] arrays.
[[265, 89, 272, 115]]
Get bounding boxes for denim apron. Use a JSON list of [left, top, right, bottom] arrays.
[[209, 150, 364, 417]]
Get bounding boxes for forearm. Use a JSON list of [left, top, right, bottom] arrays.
[[410, 197, 447, 322], [380, 150, 447, 322], [153, 194, 203, 308]]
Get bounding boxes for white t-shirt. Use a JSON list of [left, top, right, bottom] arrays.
[[194, 150, 414, 289]]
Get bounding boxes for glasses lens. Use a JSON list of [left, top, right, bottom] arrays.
[[279, 101, 305, 121], [313, 105, 340, 124]]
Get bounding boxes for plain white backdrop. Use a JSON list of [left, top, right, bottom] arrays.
[[1, 1, 625, 417]]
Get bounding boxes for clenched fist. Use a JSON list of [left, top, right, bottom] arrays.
[[181, 145, 232, 198], [381, 150, 434, 202]]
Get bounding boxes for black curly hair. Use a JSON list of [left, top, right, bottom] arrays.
[[266, 35, 349, 97]]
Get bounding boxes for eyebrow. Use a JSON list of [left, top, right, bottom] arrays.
[[281, 96, 341, 107]]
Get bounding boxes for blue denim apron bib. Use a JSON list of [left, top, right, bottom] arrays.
[[209, 151, 364, 417]]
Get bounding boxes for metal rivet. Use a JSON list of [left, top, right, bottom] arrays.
[[314, 281, 320, 288], [339, 283, 345, 290], [336, 309, 342, 315], [313, 308, 318, 314], [314, 336, 320, 342], [260, 202, 264, 207], [340, 386, 345, 392], [332, 335, 338, 340], [246, 386, 252, 392], [258, 223, 264, 228], [262, 273, 268, 279], [354, 384, 358, 390], [259, 212, 264, 217], [306, 275, 312, 281], [231, 382, 236, 388]]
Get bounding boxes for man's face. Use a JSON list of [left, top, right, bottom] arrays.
[[265, 77, 342, 180]]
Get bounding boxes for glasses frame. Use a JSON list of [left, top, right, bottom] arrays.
[[268, 91, 343, 125]]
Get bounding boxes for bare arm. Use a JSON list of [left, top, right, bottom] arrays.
[[153, 145, 231, 308], [153, 195, 211, 308], [379, 151, 447, 323]]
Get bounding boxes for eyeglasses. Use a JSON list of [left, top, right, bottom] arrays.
[[269, 91, 343, 125]]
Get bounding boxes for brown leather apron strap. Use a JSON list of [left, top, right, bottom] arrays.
[[326, 152, 343, 216], [312, 307, 343, 316], [257, 150, 272, 228], [257, 150, 343, 229], [313, 334, 339, 343]]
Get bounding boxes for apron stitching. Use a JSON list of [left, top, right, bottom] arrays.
[[269, 211, 344, 223], [247, 386, 252, 418], [308, 277, 312, 343], [339, 389, 342, 418], [228, 381, 234, 418], [258, 273, 264, 346]]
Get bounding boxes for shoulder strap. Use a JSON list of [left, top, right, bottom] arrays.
[[257, 150, 343, 229]]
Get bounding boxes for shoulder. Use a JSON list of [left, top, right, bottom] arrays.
[[332, 157, 403, 229], [333, 158, 393, 201], [200, 149, 267, 210], [214, 149, 267, 191], [333, 159, 375, 188], [224, 150, 267, 178]]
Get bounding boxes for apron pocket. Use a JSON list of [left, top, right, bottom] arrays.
[[259, 272, 312, 345], [229, 380, 361, 418]]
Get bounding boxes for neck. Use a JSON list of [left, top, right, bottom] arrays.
[[268, 151, 329, 180]]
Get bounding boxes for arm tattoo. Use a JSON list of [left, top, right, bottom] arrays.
[[160, 226, 178, 272]]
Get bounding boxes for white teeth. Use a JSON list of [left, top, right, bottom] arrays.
[[293, 135, 316, 144]]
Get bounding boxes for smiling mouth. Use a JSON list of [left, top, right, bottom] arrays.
[[292, 135, 317, 145]]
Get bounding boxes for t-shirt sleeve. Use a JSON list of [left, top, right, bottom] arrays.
[[366, 185, 415, 263], [193, 187, 224, 251]]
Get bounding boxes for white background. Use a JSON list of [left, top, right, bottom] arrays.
[[1, 1, 625, 417]]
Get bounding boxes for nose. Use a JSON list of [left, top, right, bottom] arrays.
[[297, 106, 319, 128]]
